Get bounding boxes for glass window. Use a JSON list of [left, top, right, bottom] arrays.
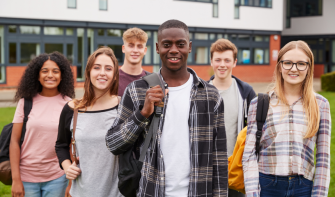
[[254, 48, 264, 64], [209, 33, 216, 40], [66, 28, 74, 36], [332, 40, 335, 63], [98, 29, 104, 36], [318, 49, 323, 62], [0, 26, 3, 64], [8, 25, 17, 33], [144, 46, 151, 64], [254, 36, 263, 42], [45, 44, 63, 54], [187, 51, 193, 64], [234, 6, 239, 19], [146, 31, 152, 39], [195, 47, 208, 64], [189, 33, 193, 40], [264, 49, 269, 64], [20, 26, 41, 34], [260, 0, 266, 7], [68, 0, 76, 8], [264, 36, 270, 42], [20, 43, 40, 63], [231, 34, 237, 40], [44, 27, 64, 35], [311, 49, 317, 62], [99, 0, 108, 10], [153, 32, 160, 65], [87, 29, 94, 57], [267, 0, 272, 7], [107, 45, 123, 63], [107, 29, 122, 37], [213, 4, 218, 18], [217, 34, 223, 39], [0, 66, 4, 83], [77, 28, 84, 80], [238, 35, 249, 41], [9, 43, 16, 63], [195, 33, 208, 40], [67, 44, 74, 64], [238, 48, 250, 64]]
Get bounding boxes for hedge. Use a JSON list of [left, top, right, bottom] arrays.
[[321, 71, 335, 92]]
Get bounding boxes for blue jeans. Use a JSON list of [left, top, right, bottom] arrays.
[[259, 173, 313, 197], [22, 174, 68, 197]]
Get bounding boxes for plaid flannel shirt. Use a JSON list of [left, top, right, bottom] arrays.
[[242, 91, 331, 197], [106, 68, 228, 197]]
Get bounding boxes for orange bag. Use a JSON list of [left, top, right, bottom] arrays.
[[228, 126, 247, 194]]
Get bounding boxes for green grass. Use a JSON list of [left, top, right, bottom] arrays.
[[0, 93, 334, 196]]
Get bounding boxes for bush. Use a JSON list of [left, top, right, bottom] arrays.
[[321, 71, 335, 92]]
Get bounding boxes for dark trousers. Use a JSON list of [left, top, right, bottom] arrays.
[[228, 189, 245, 197], [259, 172, 313, 197]]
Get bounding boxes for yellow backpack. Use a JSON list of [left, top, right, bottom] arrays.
[[228, 93, 270, 194], [228, 126, 247, 194]]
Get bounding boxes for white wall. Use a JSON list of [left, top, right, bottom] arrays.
[[282, 0, 335, 36], [0, 0, 284, 31]]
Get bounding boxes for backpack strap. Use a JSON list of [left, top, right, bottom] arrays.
[[255, 93, 270, 161], [139, 73, 165, 162], [20, 98, 33, 145]]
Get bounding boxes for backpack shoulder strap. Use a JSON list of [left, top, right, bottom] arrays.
[[139, 73, 165, 162], [255, 93, 269, 161], [20, 98, 33, 144]]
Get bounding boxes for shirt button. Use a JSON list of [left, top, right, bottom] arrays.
[[290, 131, 292, 133], [160, 177, 164, 180], [161, 114, 164, 117], [161, 155, 163, 158], [290, 143, 293, 146]]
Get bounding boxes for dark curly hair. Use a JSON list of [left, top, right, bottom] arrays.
[[14, 52, 75, 102]]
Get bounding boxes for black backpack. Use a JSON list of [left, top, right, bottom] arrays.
[[0, 98, 32, 185], [118, 73, 165, 197], [255, 93, 270, 160]]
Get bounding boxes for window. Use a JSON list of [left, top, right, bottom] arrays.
[[290, 0, 322, 17], [144, 46, 152, 64], [253, 35, 269, 42], [67, 44, 74, 63], [98, 29, 104, 36], [8, 25, 17, 33], [9, 43, 16, 63], [195, 47, 209, 64], [234, 5, 240, 19], [209, 33, 216, 40], [153, 32, 160, 65], [45, 44, 63, 54], [20, 43, 40, 63], [0, 26, 3, 64], [20, 26, 41, 34], [66, 28, 74, 36], [87, 29, 94, 58], [195, 33, 208, 40], [235, 0, 272, 7], [99, 0, 108, 11], [68, 0, 76, 8], [107, 45, 123, 63], [0, 66, 4, 83], [107, 29, 122, 37], [238, 49, 250, 64], [238, 35, 249, 41], [44, 27, 64, 35], [77, 28, 84, 80], [213, 0, 218, 18]]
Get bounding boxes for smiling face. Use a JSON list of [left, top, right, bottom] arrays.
[[211, 50, 236, 80], [122, 39, 147, 65], [156, 28, 192, 72], [280, 48, 309, 87], [90, 54, 115, 92], [38, 60, 61, 90]]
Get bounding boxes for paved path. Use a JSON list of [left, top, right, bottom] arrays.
[[0, 79, 321, 108]]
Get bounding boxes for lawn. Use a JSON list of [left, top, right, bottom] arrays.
[[0, 92, 334, 196]]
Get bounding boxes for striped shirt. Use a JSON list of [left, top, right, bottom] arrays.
[[106, 68, 228, 197], [242, 91, 331, 197]]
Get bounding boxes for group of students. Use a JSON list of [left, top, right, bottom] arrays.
[[8, 19, 330, 197]]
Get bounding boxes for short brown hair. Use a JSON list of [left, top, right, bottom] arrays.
[[210, 39, 238, 60], [123, 27, 148, 43]]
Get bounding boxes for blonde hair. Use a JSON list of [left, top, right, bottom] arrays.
[[271, 40, 319, 138], [122, 27, 148, 43], [210, 39, 238, 60]]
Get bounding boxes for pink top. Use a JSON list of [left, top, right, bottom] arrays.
[[13, 94, 71, 182]]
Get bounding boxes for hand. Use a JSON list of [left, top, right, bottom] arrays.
[[11, 180, 25, 197], [141, 85, 169, 118], [64, 180, 72, 197], [65, 161, 81, 180]]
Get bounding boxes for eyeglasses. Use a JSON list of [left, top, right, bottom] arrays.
[[280, 60, 309, 71]]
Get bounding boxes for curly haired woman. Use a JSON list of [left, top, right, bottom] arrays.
[[10, 52, 75, 197]]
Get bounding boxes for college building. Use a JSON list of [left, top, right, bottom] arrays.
[[0, 0, 332, 88]]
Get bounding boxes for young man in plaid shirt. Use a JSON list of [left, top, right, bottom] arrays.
[[106, 19, 228, 197]]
